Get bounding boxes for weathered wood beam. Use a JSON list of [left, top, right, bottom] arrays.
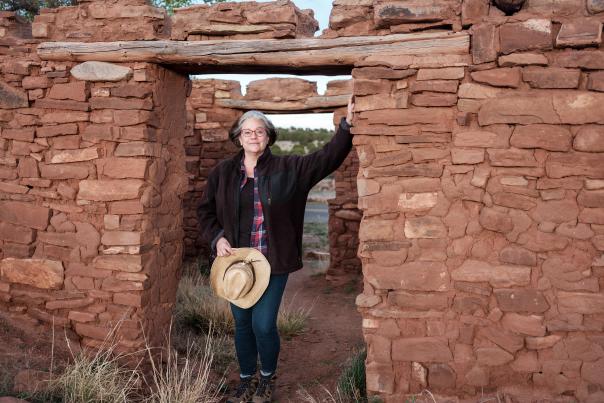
[[215, 94, 349, 113], [37, 31, 469, 75]]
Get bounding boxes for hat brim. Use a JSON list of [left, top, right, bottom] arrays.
[[210, 248, 271, 309]]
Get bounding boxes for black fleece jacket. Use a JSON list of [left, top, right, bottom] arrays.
[[197, 118, 353, 274]]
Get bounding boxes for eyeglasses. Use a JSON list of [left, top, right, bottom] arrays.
[[241, 128, 268, 138]]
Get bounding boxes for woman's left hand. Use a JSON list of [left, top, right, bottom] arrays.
[[346, 95, 354, 125]]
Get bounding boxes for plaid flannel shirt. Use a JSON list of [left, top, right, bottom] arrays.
[[240, 162, 268, 256]]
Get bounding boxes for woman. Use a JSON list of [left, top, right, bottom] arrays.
[[198, 97, 354, 403]]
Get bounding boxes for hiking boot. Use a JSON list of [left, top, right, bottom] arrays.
[[227, 375, 258, 403], [252, 374, 276, 403]]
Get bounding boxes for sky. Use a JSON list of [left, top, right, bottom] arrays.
[[191, 0, 345, 129]]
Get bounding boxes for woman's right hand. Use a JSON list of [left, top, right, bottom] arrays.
[[216, 237, 233, 257]]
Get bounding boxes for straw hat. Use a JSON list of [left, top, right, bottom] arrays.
[[210, 248, 271, 309]]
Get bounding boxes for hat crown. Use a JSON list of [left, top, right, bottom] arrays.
[[223, 261, 255, 300]]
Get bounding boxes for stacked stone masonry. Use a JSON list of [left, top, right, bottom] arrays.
[[1, 0, 604, 401], [183, 76, 362, 281]]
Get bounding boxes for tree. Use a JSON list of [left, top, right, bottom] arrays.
[[0, 0, 227, 20]]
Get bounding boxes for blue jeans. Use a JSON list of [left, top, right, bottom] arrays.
[[230, 273, 289, 376]]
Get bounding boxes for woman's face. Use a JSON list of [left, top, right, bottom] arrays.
[[240, 118, 270, 155]]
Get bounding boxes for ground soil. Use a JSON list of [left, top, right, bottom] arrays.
[[224, 264, 364, 402]]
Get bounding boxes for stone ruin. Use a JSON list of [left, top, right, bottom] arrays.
[[1, 0, 604, 401]]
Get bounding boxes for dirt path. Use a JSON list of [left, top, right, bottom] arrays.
[[225, 265, 364, 402]]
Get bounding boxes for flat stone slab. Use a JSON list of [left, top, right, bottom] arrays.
[[71, 61, 133, 82], [0, 258, 64, 289]]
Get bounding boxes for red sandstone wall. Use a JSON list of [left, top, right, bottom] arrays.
[[0, 9, 188, 351], [350, 1, 604, 400]]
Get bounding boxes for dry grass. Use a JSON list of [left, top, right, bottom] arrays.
[[174, 272, 234, 335], [144, 324, 222, 403], [277, 293, 314, 340], [44, 324, 142, 403]]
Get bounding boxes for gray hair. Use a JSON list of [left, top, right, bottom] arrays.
[[229, 110, 278, 147]]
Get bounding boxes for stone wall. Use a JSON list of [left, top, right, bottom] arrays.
[[350, 1, 604, 401], [172, 0, 318, 40], [0, 10, 188, 352]]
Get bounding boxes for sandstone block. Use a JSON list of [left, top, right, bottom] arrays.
[[452, 259, 531, 287], [0, 258, 63, 289], [2, 128, 34, 142], [458, 83, 503, 99], [77, 179, 144, 201], [582, 357, 604, 387], [404, 217, 446, 238], [471, 23, 497, 64], [501, 313, 545, 336], [531, 199, 578, 224], [388, 291, 448, 311], [411, 92, 456, 107], [41, 111, 89, 124], [478, 94, 561, 126], [0, 80, 28, 109], [101, 231, 143, 246], [374, 1, 452, 27], [487, 148, 537, 167], [462, 0, 489, 26], [93, 254, 144, 273], [40, 163, 89, 180], [479, 207, 513, 233], [522, 67, 580, 89], [498, 52, 549, 67], [511, 124, 571, 151], [416, 67, 464, 81], [494, 289, 549, 313], [22, 76, 50, 90], [465, 365, 488, 386], [245, 78, 317, 101], [90, 97, 153, 111], [48, 81, 87, 102], [588, 71, 604, 92], [558, 291, 604, 314], [97, 158, 148, 179], [71, 62, 133, 82], [451, 148, 484, 164], [364, 261, 450, 292], [510, 351, 540, 373], [0, 201, 50, 230], [410, 80, 458, 93], [356, 93, 408, 111], [470, 67, 521, 88], [499, 19, 552, 54], [37, 123, 78, 138], [114, 142, 161, 157], [476, 346, 514, 366], [526, 335, 562, 350], [478, 326, 524, 353], [46, 297, 94, 310], [50, 147, 98, 164], [392, 337, 452, 362], [546, 152, 604, 178], [0, 222, 34, 244], [556, 20, 602, 48], [453, 129, 509, 148], [499, 245, 537, 266], [427, 363, 455, 389], [574, 125, 604, 152]]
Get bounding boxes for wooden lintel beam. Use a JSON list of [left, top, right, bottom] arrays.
[[36, 31, 469, 74]]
